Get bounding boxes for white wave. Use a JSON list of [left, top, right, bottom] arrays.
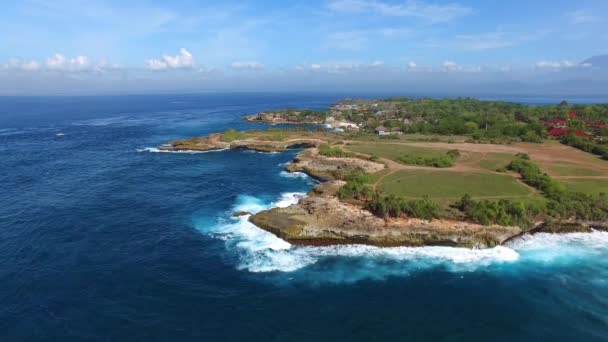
[[55, 132, 65, 137], [279, 171, 309, 179], [198, 190, 608, 281], [271, 192, 305, 208], [137, 147, 228, 154], [242, 150, 280, 155], [233, 194, 270, 214], [506, 231, 608, 264], [197, 192, 522, 277]]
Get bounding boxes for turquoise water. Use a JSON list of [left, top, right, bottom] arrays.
[[1, 94, 608, 341]]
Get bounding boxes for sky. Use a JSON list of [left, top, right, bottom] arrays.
[[1, 0, 607, 95]]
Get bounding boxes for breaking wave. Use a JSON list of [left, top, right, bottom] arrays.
[[194, 193, 532, 281], [279, 171, 309, 179], [137, 147, 228, 154]]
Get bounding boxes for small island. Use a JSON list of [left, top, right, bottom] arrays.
[[161, 97, 608, 248]]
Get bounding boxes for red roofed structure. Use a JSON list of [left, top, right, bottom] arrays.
[[548, 128, 570, 137], [573, 130, 591, 137]]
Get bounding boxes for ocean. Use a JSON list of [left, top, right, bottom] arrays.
[[1, 93, 608, 341]]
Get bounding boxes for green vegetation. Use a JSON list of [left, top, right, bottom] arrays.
[[562, 179, 608, 195], [561, 134, 608, 160], [220, 129, 247, 142], [378, 171, 532, 200], [267, 109, 329, 123], [477, 153, 516, 171], [337, 170, 373, 200], [336, 98, 608, 142], [507, 158, 566, 198], [507, 157, 608, 221], [366, 193, 440, 220], [318, 144, 353, 158], [397, 149, 460, 168], [264, 128, 288, 141], [545, 162, 603, 177], [345, 143, 448, 161], [456, 194, 543, 228]]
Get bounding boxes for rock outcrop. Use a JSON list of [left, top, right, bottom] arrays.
[[250, 192, 522, 248], [161, 134, 324, 153], [285, 148, 385, 181]]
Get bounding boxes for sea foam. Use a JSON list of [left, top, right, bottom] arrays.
[[198, 192, 523, 277], [199, 189, 608, 279], [137, 147, 228, 154]]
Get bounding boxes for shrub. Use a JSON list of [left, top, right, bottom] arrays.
[[397, 149, 459, 168], [366, 193, 440, 220], [318, 144, 353, 158], [337, 169, 373, 200], [455, 194, 536, 227]]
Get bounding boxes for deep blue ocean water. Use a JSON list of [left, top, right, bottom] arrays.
[[1, 93, 608, 341]]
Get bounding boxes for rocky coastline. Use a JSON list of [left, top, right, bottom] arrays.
[[160, 133, 324, 153], [162, 130, 607, 249]]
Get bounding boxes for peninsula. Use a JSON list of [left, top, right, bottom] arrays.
[[162, 97, 608, 248]]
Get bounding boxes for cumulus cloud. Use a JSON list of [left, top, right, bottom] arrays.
[[327, 0, 474, 23], [145, 48, 194, 71], [230, 61, 264, 70]]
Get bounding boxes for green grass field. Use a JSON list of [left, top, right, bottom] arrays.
[[561, 179, 608, 195], [345, 142, 448, 161], [543, 161, 603, 177], [476, 153, 516, 171], [377, 170, 534, 201]]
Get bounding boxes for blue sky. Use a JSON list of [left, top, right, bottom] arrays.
[[1, 0, 607, 95]]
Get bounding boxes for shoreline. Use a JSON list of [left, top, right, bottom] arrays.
[[159, 103, 608, 249]]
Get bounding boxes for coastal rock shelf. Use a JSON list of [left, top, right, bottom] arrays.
[[250, 188, 522, 248], [161, 133, 325, 153]]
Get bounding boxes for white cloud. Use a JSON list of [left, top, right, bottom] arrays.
[[294, 61, 389, 73], [328, 0, 474, 23], [568, 10, 600, 24], [46, 54, 90, 71], [21, 61, 41, 71], [145, 48, 194, 71], [535, 60, 578, 70], [407, 61, 417, 70], [231, 61, 264, 70], [442, 61, 459, 72], [2, 58, 41, 71], [2, 54, 114, 73]]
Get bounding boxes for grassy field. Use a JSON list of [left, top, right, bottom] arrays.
[[476, 153, 517, 171], [350, 133, 468, 143], [377, 170, 534, 202], [345, 142, 448, 161], [561, 179, 608, 195], [543, 161, 603, 177]]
